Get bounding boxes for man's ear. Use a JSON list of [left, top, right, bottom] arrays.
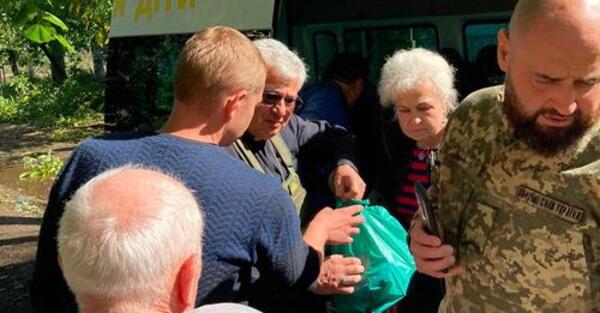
[[223, 90, 248, 122], [175, 253, 201, 309], [497, 29, 510, 73]]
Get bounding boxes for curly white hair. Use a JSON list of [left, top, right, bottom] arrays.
[[378, 48, 458, 115]]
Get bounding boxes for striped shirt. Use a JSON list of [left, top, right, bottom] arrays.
[[395, 147, 435, 222]]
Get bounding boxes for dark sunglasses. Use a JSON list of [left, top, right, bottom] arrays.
[[262, 90, 304, 108]]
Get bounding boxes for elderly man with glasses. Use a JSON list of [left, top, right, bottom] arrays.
[[228, 38, 366, 220], [227, 38, 367, 313]]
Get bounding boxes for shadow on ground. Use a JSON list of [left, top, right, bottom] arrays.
[[0, 260, 34, 313], [0, 123, 85, 313], [0, 216, 42, 226], [0, 124, 77, 166], [0, 236, 38, 247]]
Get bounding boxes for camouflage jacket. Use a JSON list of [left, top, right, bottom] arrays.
[[433, 85, 600, 313]]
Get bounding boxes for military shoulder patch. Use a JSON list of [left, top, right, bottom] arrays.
[[516, 186, 585, 224]]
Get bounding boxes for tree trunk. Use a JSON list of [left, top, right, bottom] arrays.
[[91, 42, 106, 81], [7, 50, 19, 76], [41, 42, 67, 85], [28, 64, 35, 79]]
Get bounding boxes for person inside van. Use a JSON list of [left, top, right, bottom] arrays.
[[298, 52, 369, 129], [299, 53, 383, 193], [439, 47, 470, 100], [376, 47, 459, 313], [474, 44, 505, 89]]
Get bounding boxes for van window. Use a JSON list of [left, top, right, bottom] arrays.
[[344, 26, 438, 82], [313, 31, 339, 80], [463, 22, 507, 89], [463, 22, 507, 63]]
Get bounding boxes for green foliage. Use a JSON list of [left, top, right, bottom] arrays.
[[0, 192, 10, 206], [1, 0, 112, 82], [0, 1, 110, 133], [24, 23, 56, 43], [19, 150, 64, 182], [17, 0, 75, 53], [49, 124, 101, 142], [42, 11, 68, 31], [14, 196, 41, 215], [152, 37, 185, 129], [0, 97, 18, 120], [66, 0, 112, 49], [0, 75, 32, 99], [0, 1, 45, 69], [0, 73, 104, 129]]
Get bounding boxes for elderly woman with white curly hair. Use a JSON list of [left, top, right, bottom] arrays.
[[376, 47, 457, 313], [377, 47, 458, 227]]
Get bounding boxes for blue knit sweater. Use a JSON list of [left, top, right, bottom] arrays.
[[31, 131, 320, 312]]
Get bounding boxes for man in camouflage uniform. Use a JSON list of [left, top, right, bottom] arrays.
[[409, 0, 600, 312]]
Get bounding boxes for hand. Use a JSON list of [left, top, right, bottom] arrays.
[[316, 205, 364, 245], [314, 255, 364, 295], [409, 218, 463, 279], [330, 164, 366, 201], [304, 205, 364, 250]]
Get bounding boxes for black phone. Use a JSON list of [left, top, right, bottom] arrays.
[[414, 182, 440, 237], [415, 182, 449, 282]]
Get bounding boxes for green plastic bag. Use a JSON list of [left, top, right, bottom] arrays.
[[329, 199, 416, 313]]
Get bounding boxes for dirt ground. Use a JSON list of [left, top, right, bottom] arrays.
[[0, 124, 78, 312]]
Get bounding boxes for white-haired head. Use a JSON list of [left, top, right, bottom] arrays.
[[253, 38, 308, 86], [378, 48, 458, 115], [58, 165, 203, 311]]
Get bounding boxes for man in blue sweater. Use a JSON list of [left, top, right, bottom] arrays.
[[31, 26, 364, 313]]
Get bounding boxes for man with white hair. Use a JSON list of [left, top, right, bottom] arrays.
[[229, 38, 366, 222], [32, 26, 364, 313], [58, 166, 203, 313], [410, 0, 600, 311], [227, 38, 367, 313], [59, 166, 261, 313]]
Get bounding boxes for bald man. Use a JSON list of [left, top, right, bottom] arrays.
[[409, 0, 600, 312], [58, 166, 262, 313], [58, 166, 205, 313]]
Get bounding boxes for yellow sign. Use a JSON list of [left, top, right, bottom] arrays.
[[109, 0, 275, 38]]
